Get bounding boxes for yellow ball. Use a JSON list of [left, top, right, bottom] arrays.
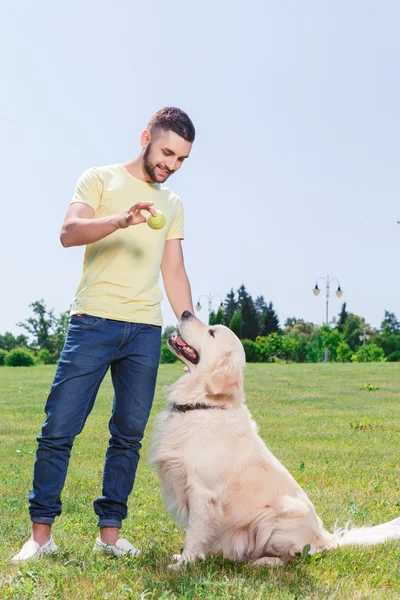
[[147, 210, 166, 230]]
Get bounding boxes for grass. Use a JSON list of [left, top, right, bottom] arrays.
[[1, 362, 400, 599]]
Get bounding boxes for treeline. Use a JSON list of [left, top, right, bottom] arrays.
[[217, 285, 400, 363], [0, 300, 69, 366], [2, 292, 400, 366], [162, 285, 400, 364]]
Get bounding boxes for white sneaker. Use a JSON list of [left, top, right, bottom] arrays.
[[93, 537, 141, 558], [11, 537, 58, 563]]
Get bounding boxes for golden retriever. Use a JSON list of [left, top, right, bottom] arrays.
[[150, 311, 400, 568]]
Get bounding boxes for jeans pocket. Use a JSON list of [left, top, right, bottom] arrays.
[[69, 314, 106, 330]]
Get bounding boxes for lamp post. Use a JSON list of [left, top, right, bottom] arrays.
[[195, 293, 224, 321], [359, 326, 370, 346], [313, 275, 343, 363]]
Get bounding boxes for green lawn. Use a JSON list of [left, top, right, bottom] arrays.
[[1, 363, 400, 599]]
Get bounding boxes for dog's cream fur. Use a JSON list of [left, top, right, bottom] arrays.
[[150, 313, 400, 568]]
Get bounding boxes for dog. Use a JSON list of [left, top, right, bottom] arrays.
[[150, 311, 400, 568]]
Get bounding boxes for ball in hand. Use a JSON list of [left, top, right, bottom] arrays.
[[147, 210, 166, 230]]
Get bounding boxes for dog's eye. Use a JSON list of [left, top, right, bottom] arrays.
[[208, 329, 215, 338]]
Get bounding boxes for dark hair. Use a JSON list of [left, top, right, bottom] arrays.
[[148, 107, 195, 143]]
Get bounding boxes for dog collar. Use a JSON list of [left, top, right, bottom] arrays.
[[172, 402, 226, 413]]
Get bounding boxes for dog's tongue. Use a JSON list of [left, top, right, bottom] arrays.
[[171, 335, 186, 348]]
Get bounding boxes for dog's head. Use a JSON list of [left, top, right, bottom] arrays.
[[168, 311, 245, 400]]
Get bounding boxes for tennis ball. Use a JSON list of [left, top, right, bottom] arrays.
[[147, 210, 166, 230]]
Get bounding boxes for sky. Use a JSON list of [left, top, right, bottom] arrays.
[[1, 1, 399, 337]]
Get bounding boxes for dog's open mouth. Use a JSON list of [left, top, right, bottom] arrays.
[[169, 335, 200, 364]]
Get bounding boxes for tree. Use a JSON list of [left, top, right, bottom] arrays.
[[255, 296, 267, 317], [341, 313, 365, 351], [374, 325, 400, 361], [291, 320, 315, 337], [241, 295, 260, 340], [337, 302, 349, 333], [215, 308, 224, 325], [209, 311, 217, 325], [284, 317, 297, 329], [223, 289, 237, 327], [0, 332, 29, 352], [381, 310, 400, 334], [229, 310, 242, 339], [319, 325, 343, 361], [51, 309, 70, 358], [17, 300, 69, 361], [18, 299, 56, 351], [237, 284, 249, 308], [260, 302, 280, 336]]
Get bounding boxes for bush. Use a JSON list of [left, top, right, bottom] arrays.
[[351, 344, 386, 363], [255, 334, 282, 362], [241, 339, 260, 362], [37, 348, 51, 364], [387, 349, 400, 362], [0, 349, 7, 365], [336, 341, 353, 363], [5, 347, 36, 367], [160, 344, 178, 364]]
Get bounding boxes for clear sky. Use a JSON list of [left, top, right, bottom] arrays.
[[1, 1, 399, 336]]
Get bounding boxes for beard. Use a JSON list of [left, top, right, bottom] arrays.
[[143, 144, 173, 183]]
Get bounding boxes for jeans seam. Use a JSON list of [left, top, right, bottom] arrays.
[[51, 368, 106, 509], [95, 365, 123, 523], [69, 317, 106, 331], [114, 322, 130, 358]]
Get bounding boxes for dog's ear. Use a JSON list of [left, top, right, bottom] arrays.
[[206, 355, 242, 396]]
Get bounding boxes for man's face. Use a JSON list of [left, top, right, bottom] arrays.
[[143, 129, 192, 183]]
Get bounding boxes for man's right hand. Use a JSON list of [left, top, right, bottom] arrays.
[[115, 201, 157, 229], [61, 201, 159, 248]]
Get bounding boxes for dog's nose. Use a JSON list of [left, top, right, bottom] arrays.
[[181, 310, 193, 320]]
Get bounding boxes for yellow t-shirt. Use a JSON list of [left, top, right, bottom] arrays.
[[69, 164, 184, 326]]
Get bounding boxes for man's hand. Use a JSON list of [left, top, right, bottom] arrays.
[[116, 201, 157, 228], [61, 201, 159, 247]]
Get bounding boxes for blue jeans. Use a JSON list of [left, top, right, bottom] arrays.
[[29, 314, 161, 529]]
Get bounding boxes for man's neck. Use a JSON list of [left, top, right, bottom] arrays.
[[124, 157, 154, 184]]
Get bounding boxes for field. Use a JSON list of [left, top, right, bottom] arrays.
[[1, 362, 400, 599]]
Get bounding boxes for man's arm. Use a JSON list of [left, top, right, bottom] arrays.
[[60, 201, 157, 247], [161, 239, 194, 319]]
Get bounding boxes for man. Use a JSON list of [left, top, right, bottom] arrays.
[[12, 107, 195, 561]]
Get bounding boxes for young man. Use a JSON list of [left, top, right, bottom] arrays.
[[12, 107, 195, 561]]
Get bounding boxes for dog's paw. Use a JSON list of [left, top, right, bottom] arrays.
[[167, 551, 205, 569]]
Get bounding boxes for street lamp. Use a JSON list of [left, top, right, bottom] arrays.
[[359, 326, 370, 346], [195, 293, 224, 321], [313, 275, 344, 363]]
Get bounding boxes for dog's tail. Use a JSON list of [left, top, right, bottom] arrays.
[[327, 517, 400, 548]]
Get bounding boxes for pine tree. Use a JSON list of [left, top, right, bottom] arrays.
[[223, 289, 237, 327], [209, 311, 217, 325], [260, 302, 280, 336], [337, 302, 349, 333], [241, 295, 260, 340], [237, 284, 249, 309], [255, 295, 267, 317], [255, 295, 267, 336], [215, 308, 224, 325]]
